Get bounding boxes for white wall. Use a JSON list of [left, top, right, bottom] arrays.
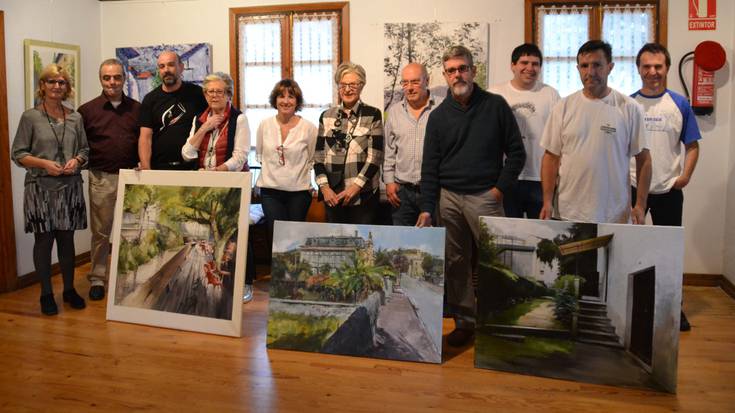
[[2, 0, 100, 276], [599, 223, 683, 393], [2, 0, 731, 277]]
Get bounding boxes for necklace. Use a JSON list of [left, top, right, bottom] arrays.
[[42, 100, 66, 164]]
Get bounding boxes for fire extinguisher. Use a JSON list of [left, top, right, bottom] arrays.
[[679, 41, 726, 116]]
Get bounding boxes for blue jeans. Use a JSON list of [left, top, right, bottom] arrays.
[[391, 184, 422, 226], [260, 188, 312, 235], [503, 180, 542, 219]]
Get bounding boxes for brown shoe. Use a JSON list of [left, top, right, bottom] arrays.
[[447, 328, 474, 347]]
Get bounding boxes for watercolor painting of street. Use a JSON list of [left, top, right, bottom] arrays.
[[267, 221, 446, 363], [475, 217, 683, 393], [107, 170, 251, 337]]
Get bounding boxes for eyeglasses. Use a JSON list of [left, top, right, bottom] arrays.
[[338, 82, 363, 91], [276, 144, 285, 166], [45, 79, 68, 86], [205, 89, 226, 97], [400, 79, 422, 88], [444, 65, 471, 76]]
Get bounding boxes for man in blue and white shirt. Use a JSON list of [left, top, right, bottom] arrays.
[[631, 43, 702, 332]]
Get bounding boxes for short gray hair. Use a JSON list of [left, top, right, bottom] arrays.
[[99, 58, 124, 77], [203, 72, 234, 97], [334, 62, 366, 86], [442, 45, 474, 67]]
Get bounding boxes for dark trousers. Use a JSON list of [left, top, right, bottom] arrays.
[[326, 192, 378, 224], [34, 230, 76, 295], [503, 180, 543, 219], [631, 187, 683, 226], [260, 188, 312, 235], [391, 184, 422, 226]]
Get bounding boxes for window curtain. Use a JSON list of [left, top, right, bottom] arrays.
[[536, 5, 590, 97], [603, 4, 655, 94]]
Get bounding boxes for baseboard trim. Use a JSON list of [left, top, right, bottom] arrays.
[[684, 273, 735, 300], [17, 252, 90, 289]]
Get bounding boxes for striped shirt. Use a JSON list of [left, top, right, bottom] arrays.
[[314, 101, 384, 205], [383, 95, 440, 185]]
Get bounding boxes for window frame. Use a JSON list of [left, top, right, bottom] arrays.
[[524, 0, 668, 47], [228, 2, 350, 108]]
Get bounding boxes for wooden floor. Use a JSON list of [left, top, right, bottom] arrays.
[[1, 264, 734, 412]]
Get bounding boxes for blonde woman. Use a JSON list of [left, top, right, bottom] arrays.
[[12, 64, 89, 315]]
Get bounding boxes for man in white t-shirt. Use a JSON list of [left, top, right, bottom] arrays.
[[490, 43, 560, 219], [631, 43, 702, 331], [540, 40, 652, 224]]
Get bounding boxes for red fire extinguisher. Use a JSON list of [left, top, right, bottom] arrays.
[[679, 41, 726, 116]]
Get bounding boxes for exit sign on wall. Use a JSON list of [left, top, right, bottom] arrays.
[[689, 0, 716, 30]]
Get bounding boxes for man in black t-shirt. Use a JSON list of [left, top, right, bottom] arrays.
[[138, 50, 207, 170]]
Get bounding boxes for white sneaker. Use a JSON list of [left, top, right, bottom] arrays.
[[243, 284, 253, 303]]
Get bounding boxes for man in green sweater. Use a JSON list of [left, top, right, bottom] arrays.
[[418, 45, 526, 347]]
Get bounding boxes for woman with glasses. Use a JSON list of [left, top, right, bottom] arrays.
[[314, 62, 384, 224], [255, 79, 317, 238], [182, 72, 249, 171], [12, 64, 89, 315], [182, 72, 256, 302]]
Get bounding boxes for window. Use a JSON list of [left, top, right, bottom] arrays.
[[525, 0, 667, 97], [229, 3, 349, 161]]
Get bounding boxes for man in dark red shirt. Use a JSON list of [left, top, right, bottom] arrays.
[[77, 58, 140, 300]]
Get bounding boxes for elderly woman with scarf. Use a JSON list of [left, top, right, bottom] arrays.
[[182, 72, 256, 303]]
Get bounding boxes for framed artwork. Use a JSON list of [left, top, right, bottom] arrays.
[[116, 43, 212, 102], [106, 170, 251, 337], [383, 22, 488, 110], [24, 39, 81, 109], [475, 217, 683, 393], [267, 221, 446, 364]]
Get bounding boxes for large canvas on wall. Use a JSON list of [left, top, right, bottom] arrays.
[[115, 43, 212, 102], [475, 217, 683, 393], [24, 39, 81, 109], [383, 22, 488, 110], [107, 170, 251, 337], [267, 222, 446, 364]]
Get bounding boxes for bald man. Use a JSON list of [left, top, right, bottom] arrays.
[[138, 50, 207, 170], [383, 63, 441, 226]]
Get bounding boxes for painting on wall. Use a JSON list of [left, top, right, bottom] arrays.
[[115, 43, 212, 102], [24, 39, 81, 109], [475, 217, 684, 393], [383, 22, 488, 110], [267, 221, 446, 363], [106, 170, 251, 337]]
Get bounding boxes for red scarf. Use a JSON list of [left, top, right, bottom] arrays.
[[197, 104, 231, 169]]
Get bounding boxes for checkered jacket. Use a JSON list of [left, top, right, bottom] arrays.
[[314, 101, 384, 205]]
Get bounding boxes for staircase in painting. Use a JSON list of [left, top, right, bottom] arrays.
[[576, 300, 623, 348]]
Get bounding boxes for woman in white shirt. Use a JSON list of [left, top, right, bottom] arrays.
[[256, 79, 318, 236], [182, 72, 249, 171]]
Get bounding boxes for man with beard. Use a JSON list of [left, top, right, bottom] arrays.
[[383, 63, 440, 226], [138, 50, 207, 170], [78, 58, 140, 300], [418, 45, 525, 347], [540, 40, 652, 224], [490, 43, 560, 219]]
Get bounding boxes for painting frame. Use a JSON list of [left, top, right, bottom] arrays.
[[267, 221, 446, 364], [106, 170, 251, 337], [24, 39, 81, 110], [475, 216, 683, 393]]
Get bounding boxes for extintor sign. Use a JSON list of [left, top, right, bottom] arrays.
[[689, 0, 716, 31]]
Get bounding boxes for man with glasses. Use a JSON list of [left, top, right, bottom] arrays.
[[77, 58, 140, 300], [138, 50, 207, 170], [418, 45, 526, 347], [540, 40, 652, 225], [490, 43, 560, 219], [383, 63, 440, 226]]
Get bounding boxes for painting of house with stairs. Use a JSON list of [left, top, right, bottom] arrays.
[[475, 217, 683, 393], [267, 222, 445, 363]]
